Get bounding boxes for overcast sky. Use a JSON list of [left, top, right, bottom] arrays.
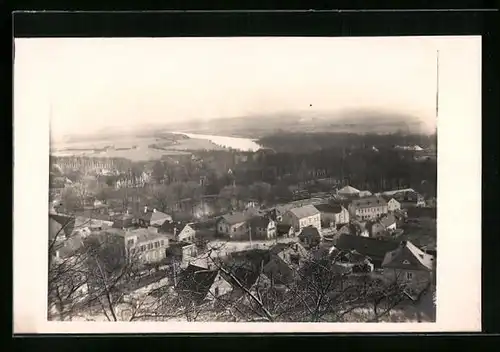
[[14, 36, 480, 140]]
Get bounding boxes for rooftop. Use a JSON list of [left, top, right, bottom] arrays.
[[337, 185, 361, 195], [335, 234, 400, 260], [176, 264, 220, 303], [382, 240, 434, 271], [351, 196, 388, 209], [314, 203, 344, 214], [287, 204, 320, 219]]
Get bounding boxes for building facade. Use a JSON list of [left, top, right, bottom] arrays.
[[282, 205, 321, 233], [348, 196, 388, 221]]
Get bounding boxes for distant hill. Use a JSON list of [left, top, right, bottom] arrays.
[[163, 109, 431, 138]]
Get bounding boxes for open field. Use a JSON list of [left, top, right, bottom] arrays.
[[51, 133, 225, 161]]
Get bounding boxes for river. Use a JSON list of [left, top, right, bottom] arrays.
[[171, 132, 263, 152]]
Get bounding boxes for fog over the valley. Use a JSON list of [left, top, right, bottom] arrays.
[[14, 36, 481, 141]]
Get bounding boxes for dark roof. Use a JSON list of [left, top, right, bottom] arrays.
[[137, 209, 172, 222], [160, 221, 190, 234], [314, 203, 343, 214], [49, 214, 76, 237], [276, 223, 292, 235], [382, 241, 434, 271], [223, 266, 261, 290], [298, 226, 321, 239], [249, 216, 272, 229], [380, 214, 397, 227], [220, 212, 251, 225], [335, 234, 400, 260], [175, 265, 219, 303], [351, 196, 387, 209]]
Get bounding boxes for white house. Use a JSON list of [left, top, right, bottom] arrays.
[[282, 205, 321, 233], [348, 196, 388, 221]]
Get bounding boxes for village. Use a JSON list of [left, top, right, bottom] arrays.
[[48, 154, 437, 322]]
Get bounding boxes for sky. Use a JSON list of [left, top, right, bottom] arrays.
[[14, 36, 481, 141]]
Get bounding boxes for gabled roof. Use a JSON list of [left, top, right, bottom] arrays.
[[139, 210, 172, 223], [335, 234, 400, 260], [314, 203, 344, 214], [298, 226, 321, 239], [249, 216, 273, 229], [176, 264, 220, 303], [351, 196, 387, 209], [287, 204, 320, 219], [160, 221, 191, 234], [56, 234, 85, 259], [276, 223, 292, 235], [49, 214, 76, 237], [380, 214, 397, 228], [220, 212, 251, 225], [381, 188, 416, 197], [337, 185, 361, 195], [382, 241, 434, 271], [222, 266, 261, 290]]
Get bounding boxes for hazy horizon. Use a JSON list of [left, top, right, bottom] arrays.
[[14, 36, 480, 141]]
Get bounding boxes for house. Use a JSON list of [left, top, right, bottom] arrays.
[[329, 248, 374, 273], [380, 188, 416, 197], [358, 190, 373, 198], [49, 213, 76, 240], [282, 204, 321, 233], [380, 214, 397, 231], [382, 240, 435, 293], [333, 234, 401, 269], [74, 215, 114, 232], [381, 196, 402, 212], [314, 203, 350, 228], [249, 216, 277, 240], [175, 265, 233, 304], [337, 185, 361, 197], [51, 233, 85, 262], [97, 227, 170, 265], [381, 189, 425, 209], [160, 221, 197, 243], [366, 221, 387, 238], [348, 196, 388, 221], [298, 226, 322, 249], [136, 206, 173, 227], [216, 212, 252, 240], [112, 213, 137, 230], [166, 241, 198, 267], [276, 224, 294, 238], [270, 242, 309, 269]]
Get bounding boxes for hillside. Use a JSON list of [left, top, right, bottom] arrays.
[[162, 109, 431, 139]]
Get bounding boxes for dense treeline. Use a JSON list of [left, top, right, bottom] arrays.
[[258, 132, 436, 154]]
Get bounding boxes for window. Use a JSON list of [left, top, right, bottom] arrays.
[[154, 241, 159, 248], [406, 272, 413, 280], [148, 243, 153, 250], [214, 287, 219, 296], [402, 260, 410, 265], [160, 240, 164, 246], [141, 245, 146, 252], [127, 239, 134, 246]]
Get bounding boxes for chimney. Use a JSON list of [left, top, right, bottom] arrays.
[[400, 240, 407, 248], [144, 206, 148, 213], [153, 208, 157, 213]]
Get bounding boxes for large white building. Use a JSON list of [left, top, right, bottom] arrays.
[[348, 196, 388, 221], [282, 205, 321, 233]]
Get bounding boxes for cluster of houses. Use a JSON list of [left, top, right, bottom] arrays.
[[49, 184, 435, 316]]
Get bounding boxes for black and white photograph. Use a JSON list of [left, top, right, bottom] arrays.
[[14, 36, 481, 332]]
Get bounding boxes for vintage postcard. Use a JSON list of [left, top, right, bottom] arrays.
[[13, 36, 481, 333]]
